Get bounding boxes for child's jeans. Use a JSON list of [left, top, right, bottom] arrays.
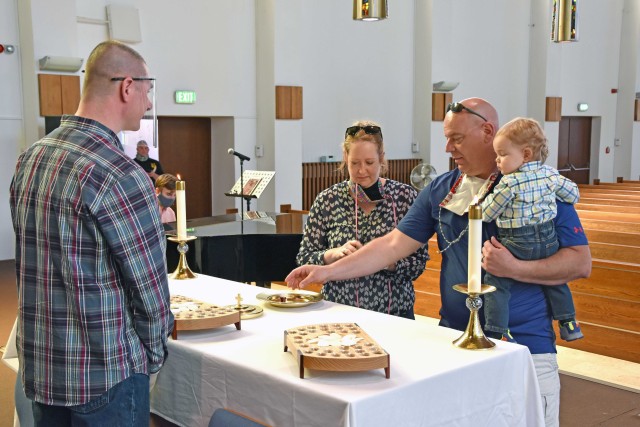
[[484, 221, 577, 335]]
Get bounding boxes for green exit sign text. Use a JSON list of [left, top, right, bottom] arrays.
[[174, 90, 196, 104]]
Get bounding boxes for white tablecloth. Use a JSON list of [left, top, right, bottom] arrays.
[[150, 275, 544, 427]]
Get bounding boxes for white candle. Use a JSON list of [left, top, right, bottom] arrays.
[[467, 203, 482, 293], [176, 179, 187, 240]]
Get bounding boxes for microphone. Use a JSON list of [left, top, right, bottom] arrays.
[[227, 148, 250, 161]]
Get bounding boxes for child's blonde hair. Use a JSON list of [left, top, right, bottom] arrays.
[[496, 117, 549, 163]]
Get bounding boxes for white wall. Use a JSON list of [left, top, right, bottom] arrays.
[[552, 1, 623, 182], [289, 1, 417, 163], [0, 0, 24, 259], [1, 0, 639, 261]]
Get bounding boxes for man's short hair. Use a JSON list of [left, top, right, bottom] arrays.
[[137, 140, 148, 148]]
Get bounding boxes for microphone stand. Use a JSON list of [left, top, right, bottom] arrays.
[[239, 158, 245, 235]]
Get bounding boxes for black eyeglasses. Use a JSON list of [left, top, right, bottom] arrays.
[[446, 102, 488, 122], [110, 77, 156, 82], [345, 125, 383, 139]]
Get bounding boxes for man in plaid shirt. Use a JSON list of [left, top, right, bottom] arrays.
[[10, 40, 173, 426]]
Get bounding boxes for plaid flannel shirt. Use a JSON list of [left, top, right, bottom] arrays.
[[481, 161, 579, 228], [10, 116, 173, 406]]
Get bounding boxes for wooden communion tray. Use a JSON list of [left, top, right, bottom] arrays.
[[170, 295, 241, 339], [284, 322, 390, 379]]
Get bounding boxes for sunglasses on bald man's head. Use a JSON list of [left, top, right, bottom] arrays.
[[345, 125, 383, 139], [446, 102, 488, 122]]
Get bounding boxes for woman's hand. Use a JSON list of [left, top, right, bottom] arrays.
[[323, 240, 363, 265]]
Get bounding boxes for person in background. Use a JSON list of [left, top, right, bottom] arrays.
[[10, 40, 173, 427], [481, 117, 583, 342], [286, 99, 591, 427], [134, 139, 164, 182], [295, 120, 429, 319], [155, 173, 177, 223]]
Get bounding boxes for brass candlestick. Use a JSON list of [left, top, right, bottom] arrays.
[[452, 284, 496, 350], [168, 236, 197, 280]]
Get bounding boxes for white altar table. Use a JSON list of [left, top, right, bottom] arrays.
[[150, 274, 544, 427]]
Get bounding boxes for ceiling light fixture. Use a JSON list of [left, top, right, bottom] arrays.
[[551, 0, 578, 43], [353, 0, 388, 21]]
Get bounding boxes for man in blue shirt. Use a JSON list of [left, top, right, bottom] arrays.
[[287, 98, 591, 427], [10, 40, 173, 426]]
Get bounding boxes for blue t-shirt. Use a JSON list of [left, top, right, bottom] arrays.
[[397, 169, 588, 354]]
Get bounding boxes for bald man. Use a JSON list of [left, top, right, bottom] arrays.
[[10, 41, 173, 427], [133, 139, 164, 182], [287, 98, 591, 427]]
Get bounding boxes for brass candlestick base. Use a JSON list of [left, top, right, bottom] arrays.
[[452, 284, 496, 350], [168, 236, 197, 280]]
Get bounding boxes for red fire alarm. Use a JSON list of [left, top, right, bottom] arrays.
[[0, 45, 4, 54], [611, 88, 618, 94], [605, 147, 611, 154]]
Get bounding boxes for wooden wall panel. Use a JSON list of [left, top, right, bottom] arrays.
[[301, 159, 421, 210], [38, 74, 80, 116], [432, 93, 453, 121], [38, 74, 62, 116], [276, 86, 303, 119], [60, 75, 81, 114], [290, 87, 303, 119], [545, 96, 562, 121]]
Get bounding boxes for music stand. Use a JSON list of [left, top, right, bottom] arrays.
[[225, 170, 275, 233]]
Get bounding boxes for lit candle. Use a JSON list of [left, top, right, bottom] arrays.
[[176, 177, 187, 241], [467, 202, 482, 293]]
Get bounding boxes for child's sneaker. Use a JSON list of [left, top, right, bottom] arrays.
[[500, 330, 517, 343], [559, 320, 584, 341], [486, 330, 516, 343]]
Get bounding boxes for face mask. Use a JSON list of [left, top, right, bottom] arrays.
[[349, 179, 386, 204], [136, 154, 149, 162], [158, 193, 175, 208]]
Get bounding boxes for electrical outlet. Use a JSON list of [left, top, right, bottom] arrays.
[[255, 145, 264, 157], [411, 141, 419, 153]]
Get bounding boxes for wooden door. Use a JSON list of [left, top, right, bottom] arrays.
[[557, 117, 591, 184], [158, 117, 211, 219]]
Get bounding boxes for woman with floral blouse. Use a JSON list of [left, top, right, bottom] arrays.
[[296, 120, 429, 318]]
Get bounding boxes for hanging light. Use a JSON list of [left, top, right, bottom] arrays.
[[353, 0, 388, 21], [551, 0, 578, 42]]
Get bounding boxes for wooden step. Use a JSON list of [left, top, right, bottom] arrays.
[[584, 229, 640, 246], [576, 209, 640, 223], [553, 322, 640, 364], [578, 197, 640, 207], [577, 189, 640, 200], [576, 203, 640, 214], [588, 242, 640, 264], [581, 218, 640, 233]]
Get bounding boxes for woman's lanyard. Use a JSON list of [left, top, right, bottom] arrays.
[[352, 181, 398, 313]]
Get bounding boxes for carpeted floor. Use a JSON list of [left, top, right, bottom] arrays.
[[0, 259, 638, 426]]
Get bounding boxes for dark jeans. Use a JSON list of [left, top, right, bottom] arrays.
[[484, 221, 577, 335], [32, 373, 149, 427]]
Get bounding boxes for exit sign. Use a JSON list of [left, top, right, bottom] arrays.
[[174, 90, 196, 104]]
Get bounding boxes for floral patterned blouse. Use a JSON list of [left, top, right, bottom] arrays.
[[296, 179, 429, 316]]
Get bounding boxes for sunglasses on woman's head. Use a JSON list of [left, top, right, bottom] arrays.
[[446, 102, 488, 122], [345, 125, 383, 138]]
